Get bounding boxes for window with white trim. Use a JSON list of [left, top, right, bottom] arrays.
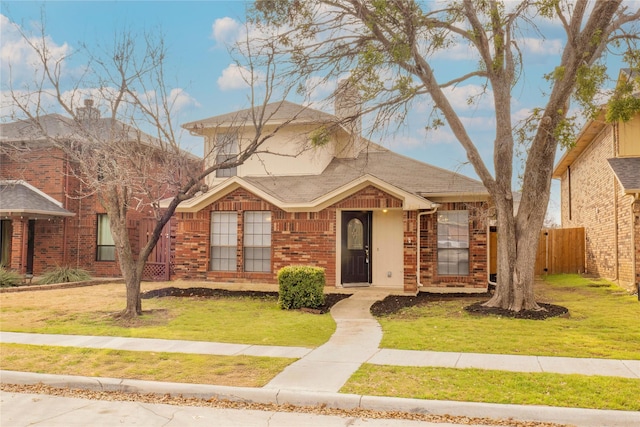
[[437, 210, 469, 276], [215, 133, 239, 178], [210, 212, 237, 271], [96, 214, 115, 261], [244, 211, 271, 272]]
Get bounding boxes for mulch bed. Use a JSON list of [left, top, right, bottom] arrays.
[[143, 287, 568, 320], [141, 287, 350, 314], [372, 292, 568, 320], [464, 302, 569, 320]]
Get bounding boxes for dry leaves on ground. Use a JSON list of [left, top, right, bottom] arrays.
[[1, 383, 573, 427]]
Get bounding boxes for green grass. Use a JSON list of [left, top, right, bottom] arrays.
[[376, 275, 640, 359], [0, 283, 336, 347], [0, 343, 293, 387], [342, 364, 640, 411]]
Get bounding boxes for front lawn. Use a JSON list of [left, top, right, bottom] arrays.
[[0, 343, 292, 387], [342, 364, 640, 411], [0, 282, 336, 348], [376, 275, 640, 359]]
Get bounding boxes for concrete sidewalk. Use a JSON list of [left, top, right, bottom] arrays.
[[2, 370, 638, 427]]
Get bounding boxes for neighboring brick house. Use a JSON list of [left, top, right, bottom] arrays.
[[171, 87, 492, 293], [0, 101, 177, 278], [552, 70, 640, 291]]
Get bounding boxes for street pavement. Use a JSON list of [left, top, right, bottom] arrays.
[[1, 289, 639, 426]]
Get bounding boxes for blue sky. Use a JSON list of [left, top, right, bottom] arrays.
[[0, 1, 632, 223]]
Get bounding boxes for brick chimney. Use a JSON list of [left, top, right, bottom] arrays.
[[77, 98, 100, 122], [334, 79, 363, 158]]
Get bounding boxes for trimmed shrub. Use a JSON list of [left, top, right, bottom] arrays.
[[278, 265, 326, 310], [0, 268, 22, 287], [38, 266, 92, 285]]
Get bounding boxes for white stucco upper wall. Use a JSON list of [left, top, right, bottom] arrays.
[[203, 123, 336, 179]]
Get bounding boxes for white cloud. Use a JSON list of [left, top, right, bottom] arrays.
[[217, 63, 264, 91], [443, 84, 495, 111], [169, 88, 200, 113], [518, 37, 564, 56], [0, 14, 71, 89], [211, 17, 242, 46]]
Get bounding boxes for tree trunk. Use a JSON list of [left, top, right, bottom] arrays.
[[122, 266, 142, 318], [483, 193, 544, 312], [103, 190, 144, 318]]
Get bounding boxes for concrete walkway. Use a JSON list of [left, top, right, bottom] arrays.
[[265, 290, 386, 392]]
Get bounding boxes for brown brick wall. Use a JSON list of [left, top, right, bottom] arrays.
[[559, 126, 637, 287], [418, 202, 488, 290], [1, 146, 153, 277], [171, 186, 489, 292]]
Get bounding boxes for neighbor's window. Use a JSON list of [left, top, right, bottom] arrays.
[[216, 133, 239, 178], [244, 211, 271, 272], [210, 212, 238, 271], [437, 210, 469, 276], [96, 214, 115, 261]]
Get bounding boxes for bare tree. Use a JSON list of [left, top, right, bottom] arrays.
[[3, 17, 301, 318], [250, 0, 640, 312]]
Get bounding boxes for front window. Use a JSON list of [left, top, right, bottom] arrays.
[[216, 133, 239, 178], [244, 211, 271, 272], [96, 214, 115, 261], [437, 210, 469, 276], [210, 212, 237, 271]]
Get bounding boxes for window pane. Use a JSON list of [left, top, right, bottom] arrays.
[[438, 248, 469, 276], [97, 214, 114, 245], [347, 218, 364, 250], [210, 212, 237, 271], [97, 246, 115, 262], [243, 211, 271, 272], [437, 211, 469, 276]]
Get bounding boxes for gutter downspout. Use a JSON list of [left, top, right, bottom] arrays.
[[63, 154, 69, 266], [631, 192, 640, 300], [487, 225, 497, 288], [417, 206, 439, 288]]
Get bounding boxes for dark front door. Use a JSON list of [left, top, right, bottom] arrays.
[[341, 211, 372, 286]]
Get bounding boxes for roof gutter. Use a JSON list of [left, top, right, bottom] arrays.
[[417, 206, 439, 288]]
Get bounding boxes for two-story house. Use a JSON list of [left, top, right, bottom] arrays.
[[170, 85, 492, 293], [553, 69, 640, 291], [0, 100, 179, 280]]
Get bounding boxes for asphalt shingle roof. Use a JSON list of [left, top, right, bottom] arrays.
[[608, 157, 640, 192], [244, 145, 487, 203], [0, 181, 74, 217]]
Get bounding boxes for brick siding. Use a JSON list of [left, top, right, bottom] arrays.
[[171, 186, 489, 292], [559, 126, 638, 288], [1, 146, 159, 277]]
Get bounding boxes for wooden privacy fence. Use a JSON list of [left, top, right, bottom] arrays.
[[139, 218, 172, 281], [535, 227, 585, 275], [489, 227, 585, 277]]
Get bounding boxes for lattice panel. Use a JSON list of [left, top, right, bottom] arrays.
[[143, 262, 168, 281]]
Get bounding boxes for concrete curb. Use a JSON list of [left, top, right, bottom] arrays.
[[2, 370, 638, 427]]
